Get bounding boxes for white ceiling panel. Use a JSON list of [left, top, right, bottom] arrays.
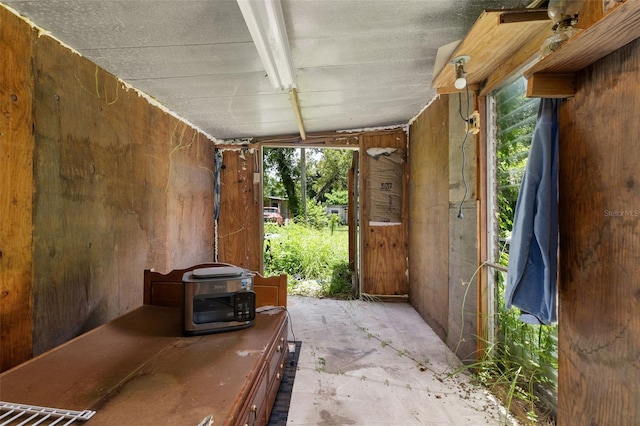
[[82, 43, 264, 81], [4, 0, 530, 140]]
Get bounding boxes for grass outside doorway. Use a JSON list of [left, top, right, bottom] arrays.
[[264, 222, 352, 299]]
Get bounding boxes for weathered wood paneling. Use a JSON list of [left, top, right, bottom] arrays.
[[448, 92, 478, 361], [408, 96, 450, 341], [558, 38, 640, 426], [447, 205, 478, 360], [216, 147, 262, 272], [408, 93, 479, 359], [166, 124, 216, 269], [0, 6, 35, 371], [1, 6, 215, 367], [31, 33, 215, 355], [360, 131, 409, 296]]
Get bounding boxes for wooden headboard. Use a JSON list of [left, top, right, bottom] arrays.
[[143, 263, 287, 308]]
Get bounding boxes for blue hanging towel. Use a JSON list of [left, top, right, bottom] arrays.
[[505, 98, 559, 325]]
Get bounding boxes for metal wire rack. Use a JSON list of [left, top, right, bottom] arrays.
[[0, 401, 95, 426]]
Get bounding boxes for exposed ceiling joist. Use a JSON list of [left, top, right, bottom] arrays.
[[432, 9, 552, 95]]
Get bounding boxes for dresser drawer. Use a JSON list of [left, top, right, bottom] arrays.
[[265, 316, 288, 422], [239, 363, 268, 426]]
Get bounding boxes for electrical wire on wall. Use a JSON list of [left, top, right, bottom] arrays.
[[457, 85, 471, 219], [214, 150, 223, 262]]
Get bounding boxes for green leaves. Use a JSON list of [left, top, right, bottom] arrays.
[[264, 222, 352, 298]]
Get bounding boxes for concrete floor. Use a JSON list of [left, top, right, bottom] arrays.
[[285, 296, 518, 426]]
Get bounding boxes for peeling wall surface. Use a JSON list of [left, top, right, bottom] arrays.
[[1, 7, 215, 368]]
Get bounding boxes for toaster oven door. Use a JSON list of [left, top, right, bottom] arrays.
[[184, 290, 256, 335], [192, 292, 256, 324]]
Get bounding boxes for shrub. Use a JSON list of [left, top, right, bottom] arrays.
[[264, 222, 351, 297], [327, 260, 352, 296], [295, 198, 329, 229]]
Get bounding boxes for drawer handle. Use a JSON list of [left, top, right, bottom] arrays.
[[277, 345, 282, 352], [276, 373, 281, 380], [280, 337, 285, 343], [280, 363, 284, 369], [251, 404, 257, 413]]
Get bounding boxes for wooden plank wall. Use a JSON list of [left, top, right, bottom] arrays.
[[557, 38, 640, 425], [408, 96, 450, 341], [1, 7, 215, 368], [360, 130, 409, 296], [0, 6, 35, 371], [216, 146, 263, 272]]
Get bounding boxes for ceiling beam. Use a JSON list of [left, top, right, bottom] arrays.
[[289, 88, 306, 140], [526, 73, 576, 98]]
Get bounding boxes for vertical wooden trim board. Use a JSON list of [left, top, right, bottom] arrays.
[[216, 147, 263, 272], [0, 6, 35, 371], [348, 151, 359, 292], [476, 96, 489, 359]]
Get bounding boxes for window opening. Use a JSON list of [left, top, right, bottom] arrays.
[[487, 76, 558, 421]]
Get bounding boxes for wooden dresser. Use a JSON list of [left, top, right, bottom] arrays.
[[0, 305, 287, 426], [0, 305, 288, 426]]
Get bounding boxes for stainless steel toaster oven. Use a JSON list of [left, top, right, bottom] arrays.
[[182, 266, 255, 335]]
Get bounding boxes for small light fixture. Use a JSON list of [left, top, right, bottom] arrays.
[[543, 0, 585, 54], [452, 55, 470, 90]]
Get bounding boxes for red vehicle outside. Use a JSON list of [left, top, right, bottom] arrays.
[[263, 207, 283, 225]]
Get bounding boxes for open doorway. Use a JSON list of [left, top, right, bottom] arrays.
[[262, 146, 360, 299]]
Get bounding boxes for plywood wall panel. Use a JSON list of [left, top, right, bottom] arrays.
[[408, 93, 479, 359], [0, 10, 216, 361], [447, 204, 478, 360], [166, 124, 216, 269], [0, 6, 36, 370], [216, 147, 262, 272], [360, 131, 409, 296], [408, 96, 449, 340], [557, 38, 640, 426], [32, 36, 155, 353], [447, 94, 478, 361]]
